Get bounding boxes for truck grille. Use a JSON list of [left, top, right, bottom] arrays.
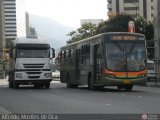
[[28, 76, 40, 79], [23, 64, 45, 79], [23, 64, 44, 69]]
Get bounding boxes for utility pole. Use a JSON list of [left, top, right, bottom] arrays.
[[154, 0, 160, 79]]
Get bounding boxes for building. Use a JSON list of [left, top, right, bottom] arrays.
[[107, 0, 156, 21], [26, 12, 37, 38], [80, 19, 104, 26], [3, 0, 26, 48], [27, 27, 38, 38], [0, 0, 5, 57], [154, 0, 160, 79], [25, 12, 30, 37]]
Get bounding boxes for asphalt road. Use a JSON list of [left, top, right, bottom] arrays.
[[0, 79, 160, 119]]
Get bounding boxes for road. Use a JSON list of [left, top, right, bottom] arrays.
[[0, 79, 160, 119]]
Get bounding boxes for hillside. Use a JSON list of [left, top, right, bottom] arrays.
[[29, 14, 76, 49]]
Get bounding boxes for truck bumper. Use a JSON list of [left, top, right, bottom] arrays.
[[14, 79, 52, 85]]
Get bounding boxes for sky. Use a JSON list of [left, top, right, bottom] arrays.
[[24, 0, 107, 28]]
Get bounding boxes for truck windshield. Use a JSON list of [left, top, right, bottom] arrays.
[[17, 49, 50, 58], [106, 42, 146, 72]]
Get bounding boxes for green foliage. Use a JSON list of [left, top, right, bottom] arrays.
[[134, 15, 154, 40], [97, 14, 154, 40], [67, 14, 154, 44], [97, 14, 134, 33], [67, 22, 97, 44]]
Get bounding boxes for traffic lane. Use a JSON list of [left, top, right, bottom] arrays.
[[0, 83, 160, 114], [50, 84, 160, 114]]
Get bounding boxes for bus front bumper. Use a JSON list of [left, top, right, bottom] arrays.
[[100, 77, 147, 86]]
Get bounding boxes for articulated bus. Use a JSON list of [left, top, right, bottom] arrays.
[[60, 32, 147, 91]]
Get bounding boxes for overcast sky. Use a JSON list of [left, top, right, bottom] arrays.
[[24, 0, 107, 28]]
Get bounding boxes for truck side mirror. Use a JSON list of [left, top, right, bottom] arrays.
[[9, 49, 16, 58], [52, 48, 55, 58]]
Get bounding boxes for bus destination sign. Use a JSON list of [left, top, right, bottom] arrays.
[[111, 35, 144, 41]]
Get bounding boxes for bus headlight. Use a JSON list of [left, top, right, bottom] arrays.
[[16, 73, 22, 78], [44, 73, 52, 78], [105, 74, 116, 78]]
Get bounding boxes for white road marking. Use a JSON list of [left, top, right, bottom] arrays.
[[105, 104, 112, 106], [0, 106, 12, 114]]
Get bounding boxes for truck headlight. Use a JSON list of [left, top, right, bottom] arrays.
[[16, 73, 22, 78], [44, 73, 52, 78]]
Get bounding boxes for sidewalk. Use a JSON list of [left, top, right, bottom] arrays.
[[0, 77, 8, 86], [146, 82, 160, 87], [0, 77, 60, 86]]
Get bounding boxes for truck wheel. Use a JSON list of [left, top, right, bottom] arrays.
[[9, 80, 13, 88], [66, 75, 78, 88], [45, 83, 50, 89], [13, 82, 19, 89], [8, 73, 14, 88], [34, 84, 38, 88]]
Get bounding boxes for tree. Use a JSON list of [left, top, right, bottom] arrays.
[[97, 14, 154, 40], [67, 22, 97, 44], [67, 14, 154, 44], [97, 14, 134, 33], [134, 15, 154, 40]]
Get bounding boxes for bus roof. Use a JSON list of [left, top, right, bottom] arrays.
[[61, 32, 145, 50]]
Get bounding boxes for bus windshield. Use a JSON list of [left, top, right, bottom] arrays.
[[17, 49, 50, 58], [106, 42, 146, 72]]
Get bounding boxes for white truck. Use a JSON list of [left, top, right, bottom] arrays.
[[8, 38, 55, 89]]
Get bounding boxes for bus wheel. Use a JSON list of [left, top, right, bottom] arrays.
[[88, 75, 95, 90], [124, 85, 133, 91], [66, 74, 72, 88], [66, 75, 77, 88], [8, 74, 13, 88], [117, 85, 124, 90]]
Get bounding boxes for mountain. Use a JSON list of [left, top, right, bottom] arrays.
[[29, 14, 76, 49]]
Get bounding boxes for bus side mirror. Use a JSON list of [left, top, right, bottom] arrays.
[[52, 48, 55, 58]]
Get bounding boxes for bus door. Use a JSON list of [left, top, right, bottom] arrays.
[[75, 49, 80, 82], [93, 44, 101, 83]]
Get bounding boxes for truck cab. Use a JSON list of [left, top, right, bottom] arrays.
[[8, 38, 55, 89]]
